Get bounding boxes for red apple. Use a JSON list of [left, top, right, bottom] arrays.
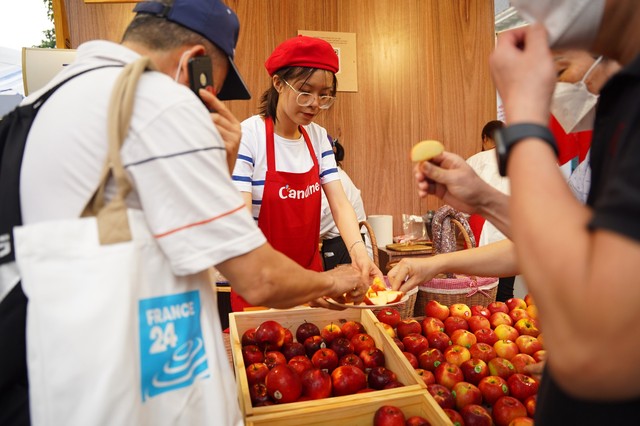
[[506, 297, 527, 311], [415, 368, 436, 386], [246, 362, 269, 385], [478, 375, 510, 405], [368, 366, 398, 390], [303, 335, 326, 358], [460, 358, 489, 385], [510, 353, 537, 375], [265, 364, 302, 404], [494, 324, 519, 342], [380, 322, 396, 338], [320, 323, 343, 344], [283, 329, 293, 346], [460, 404, 492, 426], [405, 415, 431, 426], [490, 312, 513, 328], [331, 365, 367, 396], [533, 349, 547, 363], [418, 348, 445, 371], [403, 351, 419, 369], [487, 301, 509, 315], [450, 329, 477, 348], [444, 344, 471, 366], [300, 368, 332, 400], [241, 328, 258, 347], [525, 304, 538, 320], [427, 331, 452, 353], [393, 337, 405, 351], [376, 308, 402, 328], [295, 321, 320, 343], [426, 383, 455, 409], [424, 300, 450, 321], [508, 417, 535, 426], [515, 335, 543, 356], [264, 350, 287, 369], [422, 317, 445, 336], [467, 315, 491, 332], [449, 303, 472, 318], [524, 394, 537, 417], [339, 320, 366, 340], [311, 348, 339, 373], [513, 318, 540, 337], [350, 333, 376, 354], [242, 344, 265, 365], [524, 294, 535, 307], [493, 339, 519, 361], [373, 405, 405, 426], [469, 342, 497, 363], [508, 308, 531, 323], [443, 408, 465, 426], [403, 333, 430, 356], [338, 353, 365, 371], [383, 380, 405, 390], [434, 361, 464, 389], [249, 382, 270, 405], [360, 347, 386, 371], [488, 357, 516, 379], [444, 315, 469, 336], [329, 337, 354, 359], [288, 355, 314, 377], [452, 381, 483, 410], [255, 320, 286, 350], [507, 373, 539, 402], [474, 328, 499, 346], [470, 305, 491, 319], [396, 318, 422, 339], [492, 396, 528, 426], [281, 341, 306, 361]]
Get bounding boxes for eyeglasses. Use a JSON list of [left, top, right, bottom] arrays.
[[282, 79, 336, 109]]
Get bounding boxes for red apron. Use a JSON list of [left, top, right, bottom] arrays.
[[230, 117, 323, 311]]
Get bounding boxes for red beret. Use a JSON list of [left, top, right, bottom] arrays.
[[265, 35, 339, 76]]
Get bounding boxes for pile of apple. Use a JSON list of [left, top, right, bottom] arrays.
[[375, 295, 543, 426], [241, 317, 406, 406]]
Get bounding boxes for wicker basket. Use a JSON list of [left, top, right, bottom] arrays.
[[413, 211, 498, 315], [414, 275, 498, 315], [372, 286, 418, 319]]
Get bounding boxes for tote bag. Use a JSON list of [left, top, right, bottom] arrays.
[[14, 58, 243, 426]]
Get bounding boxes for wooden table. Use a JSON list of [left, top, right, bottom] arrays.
[[378, 245, 434, 274]]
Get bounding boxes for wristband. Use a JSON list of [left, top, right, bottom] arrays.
[[348, 239, 364, 254]]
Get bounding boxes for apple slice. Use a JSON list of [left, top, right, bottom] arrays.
[[367, 294, 389, 306], [385, 291, 403, 304], [370, 277, 387, 292], [411, 140, 444, 162]]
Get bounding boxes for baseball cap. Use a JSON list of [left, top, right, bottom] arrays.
[[265, 35, 339, 76], [133, 0, 251, 100]]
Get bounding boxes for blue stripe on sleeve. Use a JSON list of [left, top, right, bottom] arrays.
[[232, 175, 252, 182], [251, 180, 265, 186], [321, 150, 335, 158], [320, 168, 338, 178], [237, 153, 254, 165]]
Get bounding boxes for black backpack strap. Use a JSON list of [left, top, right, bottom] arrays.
[[0, 64, 122, 265]]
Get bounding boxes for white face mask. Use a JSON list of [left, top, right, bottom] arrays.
[[511, 0, 606, 49], [551, 56, 602, 133], [173, 51, 190, 82]]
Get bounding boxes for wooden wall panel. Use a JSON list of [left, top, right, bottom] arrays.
[[58, 0, 496, 237]]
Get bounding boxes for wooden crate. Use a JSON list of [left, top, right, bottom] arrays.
[[245, 389, 452, 426], [229, 307, 445, 422]]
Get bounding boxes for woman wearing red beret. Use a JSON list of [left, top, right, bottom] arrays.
[[231, 35, 382, 311]]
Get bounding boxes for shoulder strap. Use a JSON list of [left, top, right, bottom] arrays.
[[0, 64, 122, 265]]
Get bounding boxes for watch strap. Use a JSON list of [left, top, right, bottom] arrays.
[[496, 123, 557, 176]]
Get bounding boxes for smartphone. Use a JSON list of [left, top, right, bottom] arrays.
[[187, 56, 213, 109]]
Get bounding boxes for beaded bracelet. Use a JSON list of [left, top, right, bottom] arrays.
[[348, 239, 364, 254]]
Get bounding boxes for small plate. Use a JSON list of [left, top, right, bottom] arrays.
[[325, 293, 409, 309]]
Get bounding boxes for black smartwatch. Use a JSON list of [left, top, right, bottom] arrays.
[[494, 123, 558, 176]]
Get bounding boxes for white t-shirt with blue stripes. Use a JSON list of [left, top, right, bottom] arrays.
[[232, 115, 340, 221]]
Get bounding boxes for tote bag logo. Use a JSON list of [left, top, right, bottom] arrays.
[[139, 290, 209, 401]]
